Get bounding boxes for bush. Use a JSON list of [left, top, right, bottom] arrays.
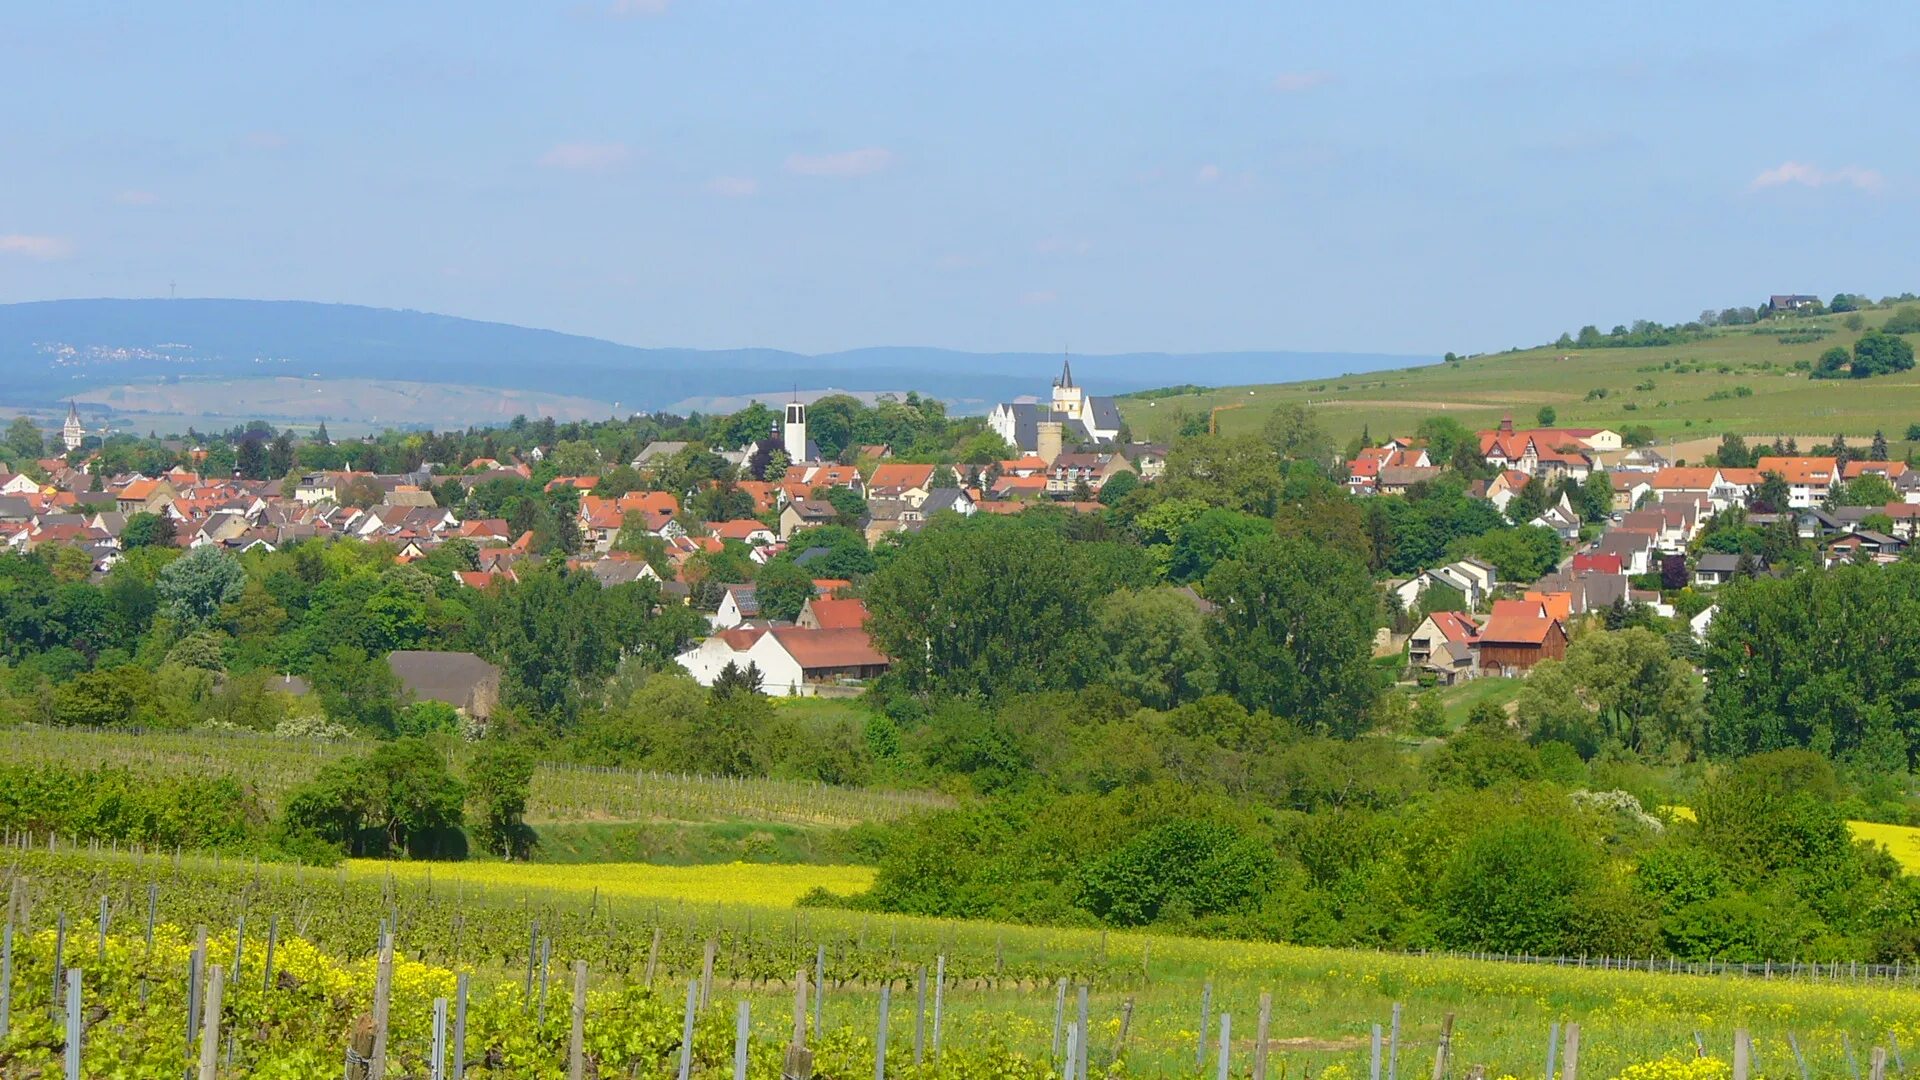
[[1883, 306, 1920, 334], [1437, 819, 1595, 952]]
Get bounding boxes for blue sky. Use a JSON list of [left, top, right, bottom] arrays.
[[3, 2, 1915, 359]]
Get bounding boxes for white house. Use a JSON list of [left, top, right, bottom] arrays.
[[711, 584, 760, 629], [1391, 559, 1498, 611], [676, 626, 890, 697]]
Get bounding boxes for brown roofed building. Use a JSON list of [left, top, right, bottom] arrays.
[[386, 650, 501, 720]]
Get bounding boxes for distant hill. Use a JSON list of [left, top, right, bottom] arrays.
[[1122, 305, 1920, 450], [0, 299, 1426, 426]]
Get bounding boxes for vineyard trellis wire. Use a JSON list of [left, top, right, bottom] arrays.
[[1, 848, 1915, 1079], [7, 726, 954, 827]]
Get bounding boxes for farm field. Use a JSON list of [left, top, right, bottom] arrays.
[[1851, 820, 1920, 874], [348, 858, 875, 907], [3, 848, 1917, 1078], [1121, 306, 1920, 447]]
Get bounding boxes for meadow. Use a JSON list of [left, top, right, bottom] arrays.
[[1121, 306, 1920, 447], [3, 847, 1917, 1078]]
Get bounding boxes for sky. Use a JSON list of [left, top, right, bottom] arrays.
[[3, 2, 1917, 360]]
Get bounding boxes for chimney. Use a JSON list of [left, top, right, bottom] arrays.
[[1036, 421, 1064, 465]]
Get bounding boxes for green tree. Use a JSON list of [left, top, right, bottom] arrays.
[[468, 739, 537, 858], [4, 416, 45, 461], [121, 512, 177, 549], [280, 738, 465, 858], [1813, 346, 1851, 379], [1536, 405, 1557, 427], [1467, 525, 1563, 583], [1158, 436, 1284, 516], [155, 545, 246, 625], [1505, 478, 1548, 525], [310, 645, 404, 734], [1261, 403, 1332, 464], [1097, 470, 1140, 506], [866, 519, 1102, 698], [1749, 471, 1791, 514], [1714, 433, 1753, 469], [1206, 534, 1378, 736], [1852, 330, 1916, 377], [1833, 474, 1897, 508], [1882, 306, 1920, 334], [1092, 587, 1216, 709], [753, 558, 815, 622], [1562, 627, 1702, 754], [1438, 819, 1595, 952], [480, 564, 620, 729]]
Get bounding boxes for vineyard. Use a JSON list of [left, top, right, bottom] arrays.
[[4, 848, 1918, 1078], [7, 726, 952, 828]]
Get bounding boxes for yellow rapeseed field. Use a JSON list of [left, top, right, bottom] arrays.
[[1847, 819, 1920, 873], [348, 858, 875, 907], [1669, 807, 1920, 873]]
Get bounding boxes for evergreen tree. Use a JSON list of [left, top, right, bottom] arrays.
[[1871, 429, 1890, 462]]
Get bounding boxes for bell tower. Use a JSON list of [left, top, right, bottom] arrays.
[[783, 400, 808, 462]]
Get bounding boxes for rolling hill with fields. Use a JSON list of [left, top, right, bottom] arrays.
[[1122, 304, 1920, 452]]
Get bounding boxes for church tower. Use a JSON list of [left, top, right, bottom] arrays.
[[1050, 354, 1085, 421], [61, 402, 85, 452], [783, 400, 809, 462]]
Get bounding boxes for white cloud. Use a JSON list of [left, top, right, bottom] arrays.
[[784, 147, 894, 178], [706, 176, 758, 197], [1748, 160, 1884, 192], [241, 131, 289, 150], [115, 190, 160, 206], [539, 141, 633, 170], [1195, 163, 1223, 184], [607, 0, 670, 14], [1017, 290, 1058, 306], [0, 234, 74, 260], [1272, 70, 1332, 93]]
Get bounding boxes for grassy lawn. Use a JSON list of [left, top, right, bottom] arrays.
[[1434, 676, 1524, 728], [1122, 306, 1920, 447]]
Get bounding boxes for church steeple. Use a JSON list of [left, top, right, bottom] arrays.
[[1056, 352, 1074, 389]]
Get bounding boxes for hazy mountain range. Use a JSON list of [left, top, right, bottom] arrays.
[[0, 298, 1430, 428]]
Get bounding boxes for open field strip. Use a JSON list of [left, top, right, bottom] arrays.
[[6, 725, 951, 827], [350, 858, 876, 907], [6, 849, 1919, 1077]]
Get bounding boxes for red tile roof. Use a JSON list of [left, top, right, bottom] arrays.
[[868, 463, 936, 490], [769, 627, 888, 669], [805, 597, 869, 629], [1755, 456, 1838, 485]]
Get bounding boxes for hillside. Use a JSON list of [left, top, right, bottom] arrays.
[[1122, 305, 1920, 448], [0, 298, 1423, 425]]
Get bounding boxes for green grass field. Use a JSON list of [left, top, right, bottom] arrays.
[[1123, 307, 1920, 447], [9, 849, 1915, 1079], [1434, 677, 1524, 729]]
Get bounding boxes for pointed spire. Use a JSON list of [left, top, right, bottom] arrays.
[[1059, 350, 1074, 389]]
